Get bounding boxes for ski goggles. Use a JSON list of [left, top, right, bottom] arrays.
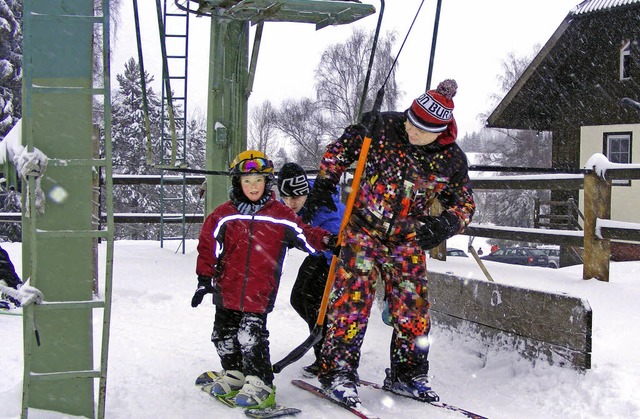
[[234, 157, 274, 174]]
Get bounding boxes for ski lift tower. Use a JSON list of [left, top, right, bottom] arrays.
[[185, 0, 375, 211]]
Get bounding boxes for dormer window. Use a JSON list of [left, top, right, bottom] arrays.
[[620, 40, 631, 80]]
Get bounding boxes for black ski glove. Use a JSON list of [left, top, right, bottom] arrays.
[[302, 178, 338, 223], [191, 275, 214, 308], [323, 234, 341, 256], [415, 211, 460, 250]]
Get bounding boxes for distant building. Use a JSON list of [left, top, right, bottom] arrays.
[[486, 0, 640, 225]]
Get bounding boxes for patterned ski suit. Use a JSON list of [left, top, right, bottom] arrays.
[[317, 111, 475, 385]]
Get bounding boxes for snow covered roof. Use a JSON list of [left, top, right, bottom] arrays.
[[487, 0, 640, 131], [573, 0, 640, 15]]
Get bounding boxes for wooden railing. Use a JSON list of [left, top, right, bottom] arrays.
[[2, 161, 639, 281], [463, 162, 640, 282]]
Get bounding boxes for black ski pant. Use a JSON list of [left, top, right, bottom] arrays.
[[290, 254, 330, 360], [211, 307, 273, 385]]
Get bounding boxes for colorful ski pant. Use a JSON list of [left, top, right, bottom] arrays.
[[318, 227, 432, 386], [211, 307, 274, 385]]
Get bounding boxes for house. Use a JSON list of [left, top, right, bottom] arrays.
[[486, 0, 640, 232]]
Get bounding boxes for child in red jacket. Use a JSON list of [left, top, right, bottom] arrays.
[[191, 150, 334, 410]]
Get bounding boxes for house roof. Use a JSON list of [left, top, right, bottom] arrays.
[[486, 0, 640, 131], [574, 0, 640, 15]]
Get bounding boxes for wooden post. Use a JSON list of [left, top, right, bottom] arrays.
[[582, 172, 611, 281], [430, 200, 446, 261]]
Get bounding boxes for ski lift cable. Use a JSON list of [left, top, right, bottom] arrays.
[[132, 0, 153, 166], [381, 0, 426, 90], [356, 0, 385, 122]]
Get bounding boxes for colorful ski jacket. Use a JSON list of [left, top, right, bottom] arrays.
[[317, 111, 475, 242], [196, 197, 330, 314]]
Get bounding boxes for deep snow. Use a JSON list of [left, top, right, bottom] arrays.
[[1, 236, 639, 419]]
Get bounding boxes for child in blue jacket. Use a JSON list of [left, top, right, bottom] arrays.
[[277, 163, 345, 376]]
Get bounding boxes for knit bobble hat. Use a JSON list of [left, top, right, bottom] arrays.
[[277, 162, 310, 197], [406, 79, 458, 133]]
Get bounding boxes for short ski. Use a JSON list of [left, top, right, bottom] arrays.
[[243, 406, 302, 419], [359, 379, 489, 419], [291, 379, 381, 419], [196, 371, 301, 418]]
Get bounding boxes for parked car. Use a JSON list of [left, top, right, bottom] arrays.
[[540, 248, 560, 269], [446, 248, 468, 257], [480, 247, 549, 267]]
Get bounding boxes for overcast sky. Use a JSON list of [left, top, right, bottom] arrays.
[[113, 0, 580, 138]]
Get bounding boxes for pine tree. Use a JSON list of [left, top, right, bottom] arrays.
[[111, 57, 164, 239], [112, 57, 163, 174], [0, 0, 22, 140]]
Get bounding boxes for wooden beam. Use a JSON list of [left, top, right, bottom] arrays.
[[582, 172, 611, 281], [429, 271, 592, 370]]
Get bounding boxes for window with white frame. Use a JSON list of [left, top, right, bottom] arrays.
[[620, 40, 631, 80], [603, 132, 632, 186]]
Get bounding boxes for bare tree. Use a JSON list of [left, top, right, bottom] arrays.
[[467, 46, 553, 237], [249, 28, 401, 168], [273, 97, 330, 169], [315, 27, 400, 131], [248, 100, 280, 158]]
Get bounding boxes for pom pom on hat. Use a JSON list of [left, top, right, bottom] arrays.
[[406, 79, 458, 133], [277, 163, 310, 197]]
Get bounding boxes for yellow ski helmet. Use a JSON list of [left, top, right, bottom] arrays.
[[229, 150, 274, 175]]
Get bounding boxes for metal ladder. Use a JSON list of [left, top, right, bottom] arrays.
[[21, 1, 114, 417], [157, 0, 191, 252]]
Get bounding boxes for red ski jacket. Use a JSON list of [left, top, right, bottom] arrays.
[[196, 198, 330, 314]]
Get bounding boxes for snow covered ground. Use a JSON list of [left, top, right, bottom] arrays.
[[1, 236, 639, 419]]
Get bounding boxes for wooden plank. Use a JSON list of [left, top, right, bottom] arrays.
[[428, 271, 592, 369], [431, 311, 591, 370]]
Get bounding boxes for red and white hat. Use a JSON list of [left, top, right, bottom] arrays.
[[406, 79, 458, 133]]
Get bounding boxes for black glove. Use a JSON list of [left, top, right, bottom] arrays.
[[191, 275, 214, 308], [302, 178, 338, 223], [325, 234, 341, 256], [359, 110, 383, 135], [415, 212, 460, 250]]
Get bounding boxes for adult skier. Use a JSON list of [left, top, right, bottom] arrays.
[[305, 79, 476, 406]]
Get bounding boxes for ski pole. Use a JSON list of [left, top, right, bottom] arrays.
[[273, 134, 372, 373]]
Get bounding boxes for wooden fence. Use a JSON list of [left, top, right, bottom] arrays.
[[465, 164, 640, 282], [2, 161, 639, 281]]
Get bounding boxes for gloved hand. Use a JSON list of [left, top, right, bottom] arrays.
[[359, 110, 383, 134], [323, 234, 341, 256], [415, 211, 460, 250], [302, 178, 337, 223], [191, 275, 214, 308]]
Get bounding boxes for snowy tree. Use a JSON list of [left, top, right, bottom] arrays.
[[110, 58, 164, 239], [248, 100, 280, 160], [251, 28, 401, 167], [463, 46, 554, 246], [274, 97, 332, 169], [108, 58, 206, 240], [315, 27, 400, 130], [0, 0, 22, 141]]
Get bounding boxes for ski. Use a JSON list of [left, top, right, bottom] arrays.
[[291, 379, 382, 419], [196, 371, 302, 418], [359, 379, 489, 419]]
